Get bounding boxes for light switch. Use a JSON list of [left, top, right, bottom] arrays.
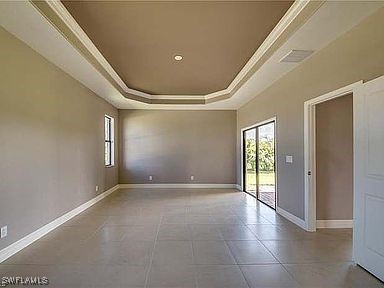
[[286, 155, 293, 163], [1, 226, 7, 239]]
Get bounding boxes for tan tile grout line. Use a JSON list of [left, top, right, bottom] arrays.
[[189, 227, 199, 288], [222, 239, 252, 288], [142, 214, 162, 288]]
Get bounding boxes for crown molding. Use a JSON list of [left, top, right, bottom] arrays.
[[224, 0, 310, 95], [43, 0, 151, 98], [39, 0, 312, 104], [3, 1, 381, 109], [148, 95, 206, 101]]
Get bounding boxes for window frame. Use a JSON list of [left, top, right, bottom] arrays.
[[104, 115, 114, 167]]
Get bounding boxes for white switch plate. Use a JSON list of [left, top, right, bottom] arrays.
[[1, 226, 7, 239], [149, 175, 153, 181], [95, 185, 99, 192], [190, 175, 194, 181], [286, 155, 293, 163]]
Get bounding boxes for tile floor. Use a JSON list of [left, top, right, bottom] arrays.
[[0, 188, 383, 287]]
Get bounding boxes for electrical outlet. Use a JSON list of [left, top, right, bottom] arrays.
[[1, 226, 7, 239], [149, 175, 153, 181], [95, 185, 99, 192], [190, 175, 194, 181]]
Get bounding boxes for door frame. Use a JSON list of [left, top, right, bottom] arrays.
[[303, 81, 363, 232], [240, 117, 277, 209]]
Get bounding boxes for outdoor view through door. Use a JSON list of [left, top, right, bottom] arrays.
[[243, 121, 276, 209]]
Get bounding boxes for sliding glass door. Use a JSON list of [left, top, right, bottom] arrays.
[[257, 122, 276, 208], [243, 121, 276, 209], [244, 129, 257, 196]]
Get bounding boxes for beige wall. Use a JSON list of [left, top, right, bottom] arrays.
[[316, 95, 353, 220], [2, 5, 384, 253], [119, 110, 236, 184], [0, 27, 118, 250], [237, 8, 384, 219]]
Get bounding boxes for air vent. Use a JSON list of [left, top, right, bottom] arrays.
[[280, 50, 314, 63]]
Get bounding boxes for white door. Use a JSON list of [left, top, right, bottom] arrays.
[[354, 75, 384, 281]]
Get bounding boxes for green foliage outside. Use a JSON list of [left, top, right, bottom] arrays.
[[245, 138, 275, 172]]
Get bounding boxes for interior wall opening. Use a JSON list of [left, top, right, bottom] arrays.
[[315, 93, 353, 228]]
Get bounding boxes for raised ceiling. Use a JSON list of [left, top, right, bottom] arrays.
[[62, 1, 293, 96], [2, 1, 382, 108]]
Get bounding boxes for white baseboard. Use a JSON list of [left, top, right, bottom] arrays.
[[235, 184, 242, 191], [119, 183, 238, 189], [316, 220, 353, 228], [0, 184, 119, 263], [276, 206, 307, 230]]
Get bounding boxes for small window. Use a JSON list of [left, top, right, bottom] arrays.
[[105, 115, 114, 166]]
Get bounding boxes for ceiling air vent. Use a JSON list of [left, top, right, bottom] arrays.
[[280, 49, 314, 63]]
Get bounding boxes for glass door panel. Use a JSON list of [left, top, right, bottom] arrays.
[[244, 129, 256, 196], [257, 122, 276, 209]]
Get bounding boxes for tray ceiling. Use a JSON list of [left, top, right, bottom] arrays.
[[62, 1, 293, 96], [4, 1, 380, 108]]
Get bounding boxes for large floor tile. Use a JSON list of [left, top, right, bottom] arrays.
[[105, 215, 144, 226], [192, 241, 236, 265], [238, 214, 271, 224], [3, 240, 73, 265], [63, 215, 108, 228], [261, 213, 296, 225], [161, 213, 186, 224], [211, 214, 244, 224], [1, 189, 365, 288], [122, 225, 158, 241], [58, 240, 154, 266], [157, 224, 191, 241], [310, 228, 353, 242], [108, 241, 154, 265], [217, 225, 257, 240], [262, 239, 352, 264], [39, 226, 97, 243], [58, 241, 113, 265], [48, 264, 148, 287], [152, 241, 194, 266], [134, 215, 162, 225], [89, 226, 129, 243], [189, 225, 224, 240], [186, 214, 216, 224], [227, 240, 278, 264], [247, 224, 302, 241], [147, 265, 196, 288], [195, 265, 249, 288], [240, 264, 301, 288], [284, 262, 384, 288]]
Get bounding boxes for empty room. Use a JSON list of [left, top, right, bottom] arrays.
[[1, 1, 384, 287]]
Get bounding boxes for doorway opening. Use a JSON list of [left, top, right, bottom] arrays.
[[303, 81, 361, 232], [315, 94, 353, 229], [243, 120, 276, 209]]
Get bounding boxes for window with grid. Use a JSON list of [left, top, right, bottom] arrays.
[[105, 115, 114, 166]]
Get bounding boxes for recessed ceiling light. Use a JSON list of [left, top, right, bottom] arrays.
[[174, 55, 183, 61]]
